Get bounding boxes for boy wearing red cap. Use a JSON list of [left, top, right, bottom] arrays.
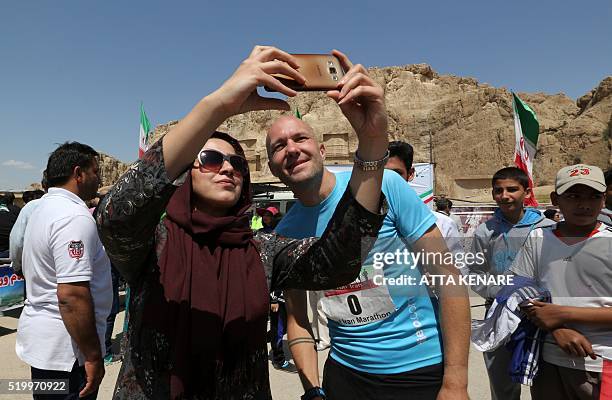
[[257, 206, 280, 234], [510, 164, 612, 399]]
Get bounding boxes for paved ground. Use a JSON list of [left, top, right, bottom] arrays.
[[0, 297, 532, 399]]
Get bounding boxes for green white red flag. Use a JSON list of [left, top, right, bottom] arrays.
[[139, 103, 153, 159], [512, 92, 539, 207], [419, 189, 434, 205]]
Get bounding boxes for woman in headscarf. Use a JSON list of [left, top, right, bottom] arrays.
[[97, 46, 389, 399]]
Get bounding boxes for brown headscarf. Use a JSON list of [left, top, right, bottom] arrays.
[[143, 132, 269, 399]]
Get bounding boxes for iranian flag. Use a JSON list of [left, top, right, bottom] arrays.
[[512, 92, 539, 207], [139, 103, 153, 159], [419, 189, 434, 205]]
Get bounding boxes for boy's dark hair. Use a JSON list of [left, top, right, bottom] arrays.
[[46, 142, 99, 188], [543, 209, 558, 220], [605, 168, 612, 186], [492, 167, 530, 189], [388, 141, 414, 170]]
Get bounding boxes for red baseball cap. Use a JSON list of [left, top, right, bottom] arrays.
[[256, 206, 279, 216]]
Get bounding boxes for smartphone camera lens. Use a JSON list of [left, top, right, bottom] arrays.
[[329, 66, 337, 74], [332, 75, 338, 81]]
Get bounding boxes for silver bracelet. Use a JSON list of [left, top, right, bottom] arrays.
[[353, 150, 390, 171]]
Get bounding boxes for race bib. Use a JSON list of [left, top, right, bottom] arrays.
[[319, 265, 397, 326]]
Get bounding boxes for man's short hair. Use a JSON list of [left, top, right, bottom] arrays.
[[388, 141, 414, 170], [492, 167, 530, 189], [22, 191, 35, 204], [435, 197, 452, 212], [46, 142, 99, 188], [605, 168, 612, 186], [265, 115, 319, 158]]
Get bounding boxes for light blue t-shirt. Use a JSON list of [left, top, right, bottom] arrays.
[[276, 170, 442, 374]]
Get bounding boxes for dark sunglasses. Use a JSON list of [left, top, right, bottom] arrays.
[[196, 149, 248, 177]]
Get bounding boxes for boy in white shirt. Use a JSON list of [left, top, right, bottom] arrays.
[[510, 164, 611, 400]]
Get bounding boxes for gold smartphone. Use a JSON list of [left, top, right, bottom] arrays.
[[266, 54, 345, 92]]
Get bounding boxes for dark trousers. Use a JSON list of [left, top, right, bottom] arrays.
[[322, 356, 443, 400], [483, 347, 521, 400], [270, 302, 287, 365], [30, 360, 98, 400], [531, 361, 601, 400]]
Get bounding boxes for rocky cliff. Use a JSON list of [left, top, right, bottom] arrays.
[[99, 153, 130, 188], [105, 65, 611, 201]]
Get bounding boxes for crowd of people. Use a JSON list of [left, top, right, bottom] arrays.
[[2, 45, 611, 400]]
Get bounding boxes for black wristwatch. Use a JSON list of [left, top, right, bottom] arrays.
[[301, 386, 326, 400]]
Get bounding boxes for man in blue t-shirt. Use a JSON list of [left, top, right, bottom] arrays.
[[267, 115, 470, 400]]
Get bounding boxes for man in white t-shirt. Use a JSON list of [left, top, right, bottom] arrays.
[[435, 197, 463, 236], [16, 142, 112, 399], [386, 141, 463, 254], [510, 164, 611, 399]]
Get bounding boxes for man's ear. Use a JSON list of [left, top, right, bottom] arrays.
[[73, 166, 83, 183], [408, 167, 416, 182], [550, 192, 559, 206], [320, 144, 326, 160], [524, 186, 533, 199]]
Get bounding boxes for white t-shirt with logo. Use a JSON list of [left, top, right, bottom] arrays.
[[510, 223, 612, 372], [16, 188, 112, 371], [433, 211, 463, 255]]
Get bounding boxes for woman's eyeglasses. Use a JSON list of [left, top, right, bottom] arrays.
[[195, 149, 248, 177]]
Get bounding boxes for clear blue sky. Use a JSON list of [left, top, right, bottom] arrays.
[[1, 0, 610, 189]]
